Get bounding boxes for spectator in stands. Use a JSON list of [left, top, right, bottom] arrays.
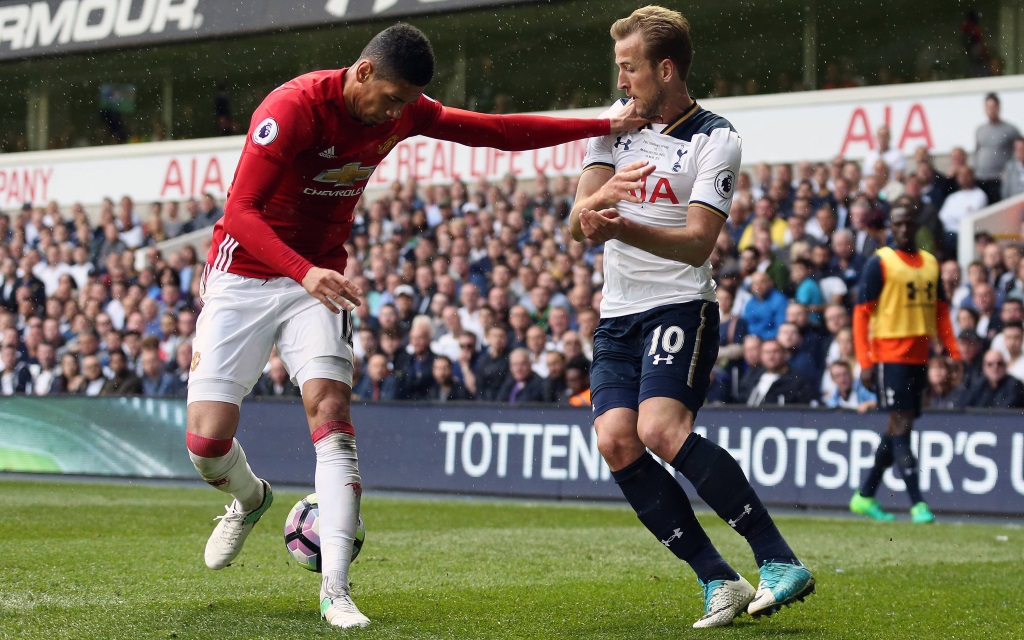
[[50, 352, 79, 394], [991, 297, 1023, 349], [862, 125, 906, 178], [716, 285, 747, 367], [939, 166, 989, 257], [789, 258, 824, 321], [743, 272, 788, 340], [425, 355, 472, 402], [564, 355, 591, 407], [431, 305, 464, 361], [78, 354, 108, 396], [397, 316, 436, 401], [170, 341, 192, 396], [474, 324, 510, 401], [1001, 137, 1024, 200], [824, 361, 877, 412], [254, 355, 300, 398], [777, 322, 823, 384], [0, 343, 32, 395], [968, 281, 1001, 341], [542, 351, 567, 403], [497, 348, 546, 404], [139, 345, 178, 396], [924, 356, 960, 409], [975, 93, 1021, 203], [524, 325, 550, 377], [29, 341, 59, 395], [352, 353, 399, 402], [196, 192, 224, 229], [957, 329, 986, 390], [99, 349, 143, 395], [162, 201, 186, 238], [742, 339, 815, 406], [0, 258, 18, 311], [993, 321, 1024, 382], [957, 349, 1024, 408], [830, 229, 864, 292]]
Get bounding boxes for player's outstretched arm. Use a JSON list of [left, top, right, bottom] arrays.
[[569, 160, 654, 242], [423, 99, 647, 152]]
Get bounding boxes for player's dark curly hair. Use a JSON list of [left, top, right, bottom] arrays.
[[359, 23, 435, 87]]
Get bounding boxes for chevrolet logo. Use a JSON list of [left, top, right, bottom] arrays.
[[313, 163, 376, 187]]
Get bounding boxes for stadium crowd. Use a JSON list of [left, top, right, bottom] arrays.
[[2, 94, 1024, 409]]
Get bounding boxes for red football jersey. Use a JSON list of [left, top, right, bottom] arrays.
[[209, 68, 442, 281], [209, 67, 612, 283]]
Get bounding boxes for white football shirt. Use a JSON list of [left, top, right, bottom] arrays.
[[584, 100, 742, 318]]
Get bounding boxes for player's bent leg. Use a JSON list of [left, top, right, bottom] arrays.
[[187, 396, 273, 570], [300, 372, 368, 628], [597, 407, 743, 625], [667, 425, 815, 618]]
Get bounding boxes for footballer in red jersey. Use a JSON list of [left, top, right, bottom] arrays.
[[184, 23, 646, 629]]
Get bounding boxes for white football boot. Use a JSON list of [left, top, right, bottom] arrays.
[[204, 480, 273, 570], [321, 589, 370, 629], [692, 575, 756, 628]]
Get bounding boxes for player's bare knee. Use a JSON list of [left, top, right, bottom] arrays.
[[304, 394, 351, 425], [596, 428, 644, 470], [636, 415, 691, 461], [186, 401, 240, 439]]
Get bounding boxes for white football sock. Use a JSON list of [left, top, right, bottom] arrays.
[[189, 438, 264, 511], [315, 432, 362, 596]]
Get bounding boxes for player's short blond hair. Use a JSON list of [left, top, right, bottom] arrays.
[[611, 5, 693, 81]]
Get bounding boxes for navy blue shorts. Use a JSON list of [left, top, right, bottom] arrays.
[[876, 362, 927, 417], [591, 300, 720, 417]]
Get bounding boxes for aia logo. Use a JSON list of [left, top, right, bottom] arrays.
[[252, 117, 279, 146], [629, 176, 680, 205]]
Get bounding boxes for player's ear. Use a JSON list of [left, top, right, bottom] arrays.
[[354, 59, 374, 83], [657, 58, 674, 83]]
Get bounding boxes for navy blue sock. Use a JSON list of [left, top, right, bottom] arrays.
[[672, 432, 798, 568], [612, 452, 737, 583], [891, 434, 924, 504], [860, 435, 894, 497]]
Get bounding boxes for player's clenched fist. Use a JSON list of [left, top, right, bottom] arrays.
[[596, 160, 656, 207], [301, 267, 362, 313]]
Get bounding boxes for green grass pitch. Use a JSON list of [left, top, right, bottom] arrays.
[[0, 479, 1021, 639]]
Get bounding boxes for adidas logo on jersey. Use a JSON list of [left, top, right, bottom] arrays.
[[319, 147, 336, 158]]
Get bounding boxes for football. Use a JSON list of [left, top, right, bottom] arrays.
[[283, 493, 365, 572]]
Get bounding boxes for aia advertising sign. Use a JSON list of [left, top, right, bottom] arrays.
[[2, 78, 1023, 207]]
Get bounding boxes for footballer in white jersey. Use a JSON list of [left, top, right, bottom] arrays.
[[568, 7, 814, 627], [584, 98, 741, 319]]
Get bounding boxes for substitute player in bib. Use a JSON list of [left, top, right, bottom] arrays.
[[186, 23, 646, 629], [570, 6, 814, 628], [851, 198, 961, 523]]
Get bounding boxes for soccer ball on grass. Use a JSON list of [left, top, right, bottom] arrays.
[[283, 493, 364, 572]]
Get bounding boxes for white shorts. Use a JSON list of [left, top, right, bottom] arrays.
[[187, 267, 354, 405]]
